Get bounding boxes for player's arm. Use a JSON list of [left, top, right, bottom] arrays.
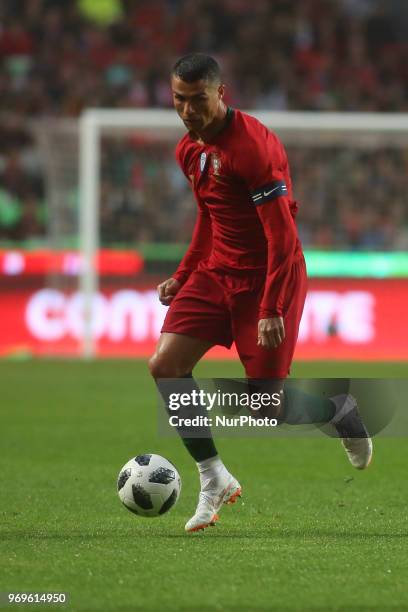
[[236, 131, 297, 348], [255, 195, 298, 348], [173, 199, 212, 285], [158, 142, 213, 306], [158, 199, 212, 305]]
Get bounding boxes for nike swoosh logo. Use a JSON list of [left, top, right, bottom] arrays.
[[264, 185, 286, 197]]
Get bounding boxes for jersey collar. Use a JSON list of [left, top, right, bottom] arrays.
[[189, 107, 235, 145]]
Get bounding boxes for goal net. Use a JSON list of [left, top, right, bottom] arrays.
[[33, 109, 408, 358]]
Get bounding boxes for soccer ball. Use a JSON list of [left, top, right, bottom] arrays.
[[117, 454, 181, 517]]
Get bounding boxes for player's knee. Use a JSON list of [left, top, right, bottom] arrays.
[[148, 353, 189, 379]]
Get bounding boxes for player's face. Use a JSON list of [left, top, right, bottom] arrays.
[[171, 76, 225, 132]]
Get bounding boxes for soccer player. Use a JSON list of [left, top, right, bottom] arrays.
[[149, 53, 372, 532]]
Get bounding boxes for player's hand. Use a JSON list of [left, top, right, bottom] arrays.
[[257, 317, 285, 349], [157, 277, 181, 306]]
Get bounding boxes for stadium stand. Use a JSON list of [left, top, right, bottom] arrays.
[[0, 0, 407, 248]]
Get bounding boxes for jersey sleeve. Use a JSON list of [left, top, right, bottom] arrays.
[[173, 140, 213, 284], [256, 201, 298, 317], [234, 127, 290, 202], [234, 128, 298, 317], [172, 198, 212, 286]]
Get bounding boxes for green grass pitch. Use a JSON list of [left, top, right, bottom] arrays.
[[1, 359, 407, 611]]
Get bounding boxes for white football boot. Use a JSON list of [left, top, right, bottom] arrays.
[[185, 472, 241, 533], [331, 393, 373, 469]]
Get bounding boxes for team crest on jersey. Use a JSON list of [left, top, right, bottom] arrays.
[[200, 152, 207, 173], [211, 154, 221, 175]]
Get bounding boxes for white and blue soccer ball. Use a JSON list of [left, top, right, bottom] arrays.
[[117, 454, 181, 517]]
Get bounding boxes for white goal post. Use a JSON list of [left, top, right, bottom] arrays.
[[79, 109, 408, 358]]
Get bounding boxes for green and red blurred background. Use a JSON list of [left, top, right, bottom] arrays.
[[0, 0, 407, 365]]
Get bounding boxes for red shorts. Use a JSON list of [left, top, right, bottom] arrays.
[[161, 257, 307, 378]]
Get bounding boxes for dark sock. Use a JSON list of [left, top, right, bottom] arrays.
[[248, 379, 336, 424], [282, 386, 336, 424], [155, 374, 218, 462]]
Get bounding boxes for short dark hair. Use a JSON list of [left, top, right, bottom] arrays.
[[172, 53, 221, 84]]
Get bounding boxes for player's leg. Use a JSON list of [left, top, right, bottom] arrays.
[[149, 332, 241, 532], [150, 332, 225, 472], [152, 268, 232, 464], [149, 331, 212, 378], [232, 258, 372, 468], [149, 331, 218, 462], [232, 262, 334, 424], [150, 270, 241, 531]]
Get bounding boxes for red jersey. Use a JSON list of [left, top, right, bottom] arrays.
[[173, 108, 304, 318]]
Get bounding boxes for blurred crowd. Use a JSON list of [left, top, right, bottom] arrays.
[[0, 0, 407, 249]]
